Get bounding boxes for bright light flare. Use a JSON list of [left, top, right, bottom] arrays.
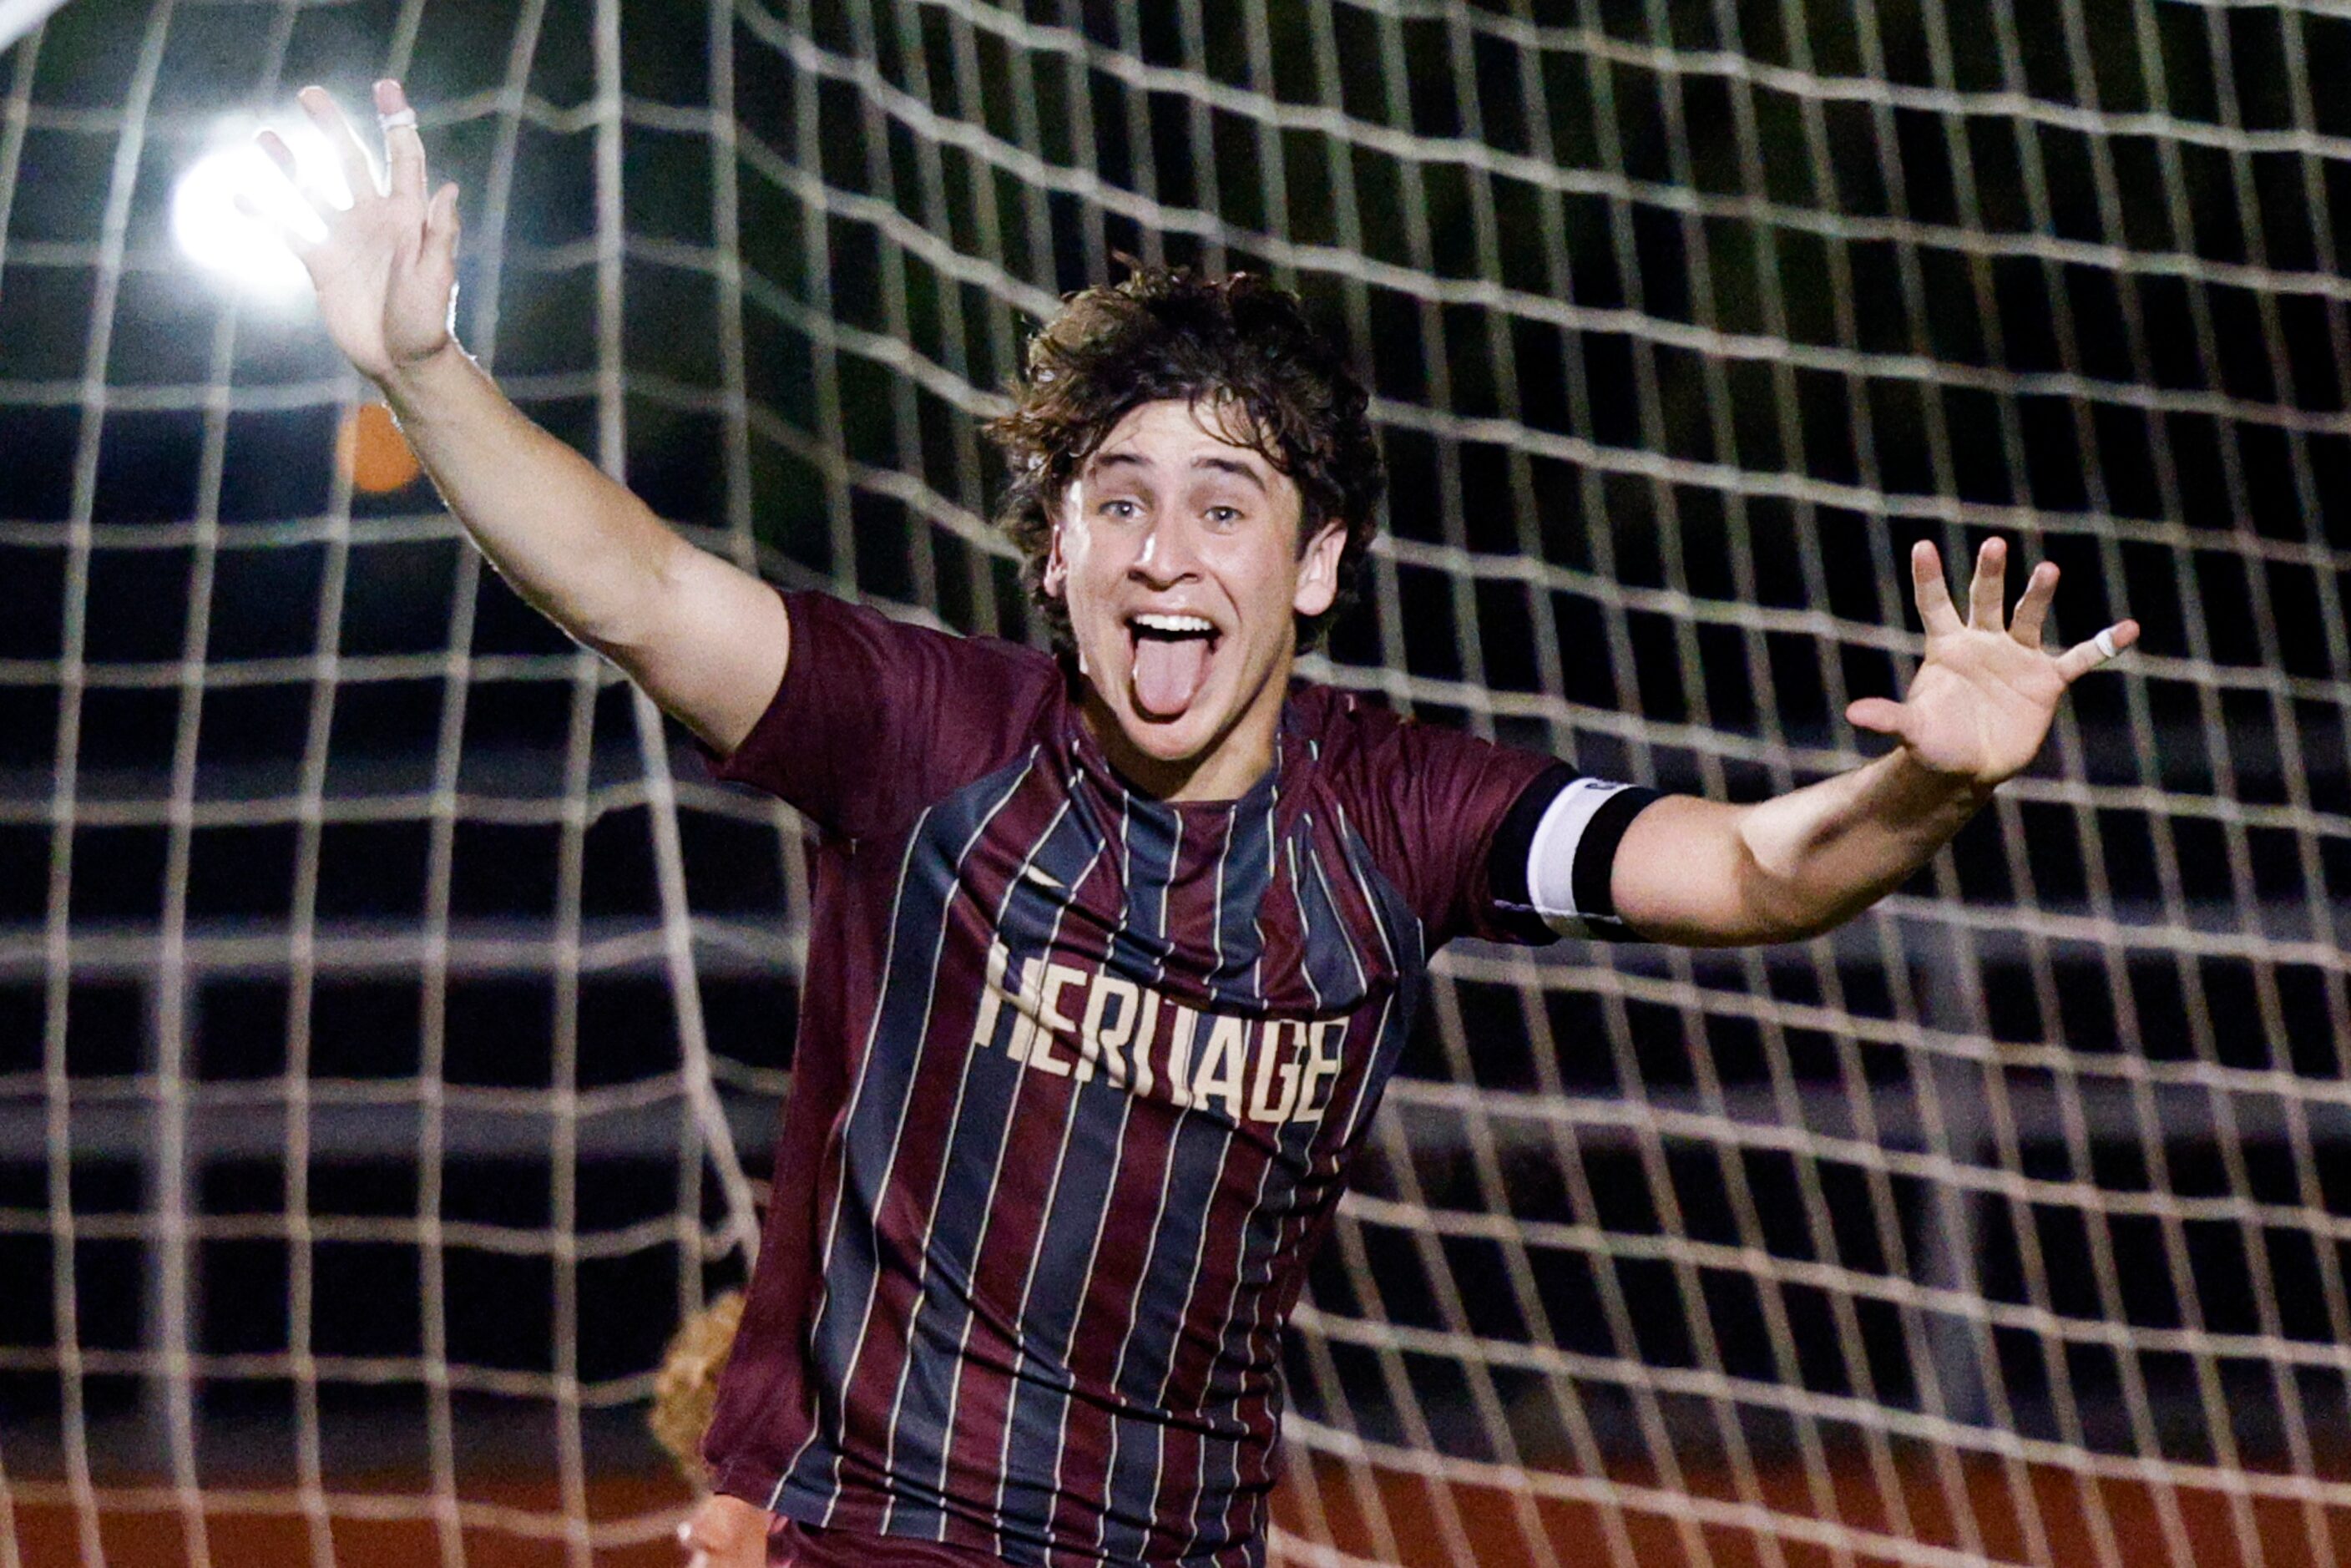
[[171, 115, 356, 302]]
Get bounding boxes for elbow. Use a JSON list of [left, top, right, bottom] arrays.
[[1721, 814, 1863, 945], [569, 531, 699, 665]]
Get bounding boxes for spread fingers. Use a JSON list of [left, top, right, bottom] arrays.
[[2053, 620, 2141, 682], [374, 79, 427, 202], [296, 85, 379, 204], [1910, 540, 1964, 636], [1966, 537, 2009, 630], [2010, 560, 2059, 648]]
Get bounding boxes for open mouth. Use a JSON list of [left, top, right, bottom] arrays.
[[1127, 612, 1220, 719]]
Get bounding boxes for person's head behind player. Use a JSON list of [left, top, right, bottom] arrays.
[[650, 1292, 767, 1568], [987, 267, 1386, 800], [650, 1288, 743, 1475]]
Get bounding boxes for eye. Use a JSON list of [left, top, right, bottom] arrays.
[[1098, 497, 1140, 520], [1205, 504, 1244, 527]]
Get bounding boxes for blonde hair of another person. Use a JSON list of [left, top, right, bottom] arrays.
[[650, 1292, 770, 1568]]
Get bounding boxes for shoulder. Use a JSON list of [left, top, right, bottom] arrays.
[[776, 589, 1066, 740], [1288, 675, 1568, 943], [783, 589, 1060, 691], [1285, 678, 1406, 766], [1287, 677, 1514, 790], [1288, 677, 1499, 839], [715, 590, 1065, 838]]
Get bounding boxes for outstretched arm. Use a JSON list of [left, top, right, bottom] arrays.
[[261, 81, 786, 753], [1607, 538, 2137, 946]]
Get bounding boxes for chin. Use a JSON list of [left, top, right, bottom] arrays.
[[1119, 706, 1223, 766]]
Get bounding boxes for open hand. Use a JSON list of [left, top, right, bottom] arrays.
[[255, 80, 458, 383], [1846, 539, 2138, 788]]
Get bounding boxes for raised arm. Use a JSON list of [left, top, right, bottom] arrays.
[[1606, 538, 2137, 946], [262, 80, 786, 753]]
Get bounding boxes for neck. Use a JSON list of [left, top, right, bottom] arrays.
[[1078, 698, 1272, 803], [1077, 666, 1291, 803]]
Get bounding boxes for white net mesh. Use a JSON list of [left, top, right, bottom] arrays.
[[3, 0, 2348, 1565]]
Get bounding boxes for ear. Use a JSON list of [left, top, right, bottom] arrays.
[[1042, 518, 1069, 599], [1292, 519, 1347, 620]]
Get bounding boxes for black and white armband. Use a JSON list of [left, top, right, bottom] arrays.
[[1490, 765, 1664, 941]]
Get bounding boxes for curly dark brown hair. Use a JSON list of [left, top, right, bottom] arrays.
[[985, 266, 1385, 650]]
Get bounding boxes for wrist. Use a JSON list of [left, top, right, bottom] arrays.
[[1878, 745, 1999, 822], [373, 337, 474, 417]]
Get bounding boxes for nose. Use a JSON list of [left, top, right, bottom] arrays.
[[1130, 508, 1201, 586]]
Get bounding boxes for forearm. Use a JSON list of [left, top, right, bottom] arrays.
[[1614, 755, 1991, 946], [373, 343, 787, 752], [270, 81, 788, 753], [377, 342, 690, 655], [1733, 751, 1990, 937]]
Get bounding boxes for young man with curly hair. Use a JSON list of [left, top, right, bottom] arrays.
[[265, 81, 2136, 1568]]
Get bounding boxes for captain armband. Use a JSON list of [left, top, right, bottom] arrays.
[[1490, 765, 1664, 942]]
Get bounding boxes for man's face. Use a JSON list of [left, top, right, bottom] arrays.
[[1045, 398, 1345, 801]]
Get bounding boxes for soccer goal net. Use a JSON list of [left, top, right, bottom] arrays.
[[4, 0, 2348, 1565]]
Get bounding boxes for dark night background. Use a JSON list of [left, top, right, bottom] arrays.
[[4, 0, 2351, 1555]]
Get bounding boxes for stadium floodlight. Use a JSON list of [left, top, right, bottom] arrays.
[[170, 116, 340, 302], [0, 0, 70, 53]]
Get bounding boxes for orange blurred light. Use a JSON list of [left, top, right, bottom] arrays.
[[338, 402, 422, 493]]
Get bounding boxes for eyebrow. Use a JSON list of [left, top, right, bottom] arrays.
[[1086, 450, 1268, 494], [1191, 454, 1268, 493]]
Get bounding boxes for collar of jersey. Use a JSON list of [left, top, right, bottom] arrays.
[[1058, 687, 1295, 822]]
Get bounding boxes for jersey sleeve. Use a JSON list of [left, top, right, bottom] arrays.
[[1312, 690, 1660, 948], [708, 589, 1059, 841]]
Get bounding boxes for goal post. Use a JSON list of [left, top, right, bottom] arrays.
[[3, 1, 2349, 1565]]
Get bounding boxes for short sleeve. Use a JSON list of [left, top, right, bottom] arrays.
[[1307, 689, 1666, 948], [709, 590, 1060, 840], [1305, 693, 1555, 946], [1374, 726, 1567, 946]]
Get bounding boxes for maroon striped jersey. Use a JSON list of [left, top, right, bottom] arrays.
[[702, 591, 1655, 1566]]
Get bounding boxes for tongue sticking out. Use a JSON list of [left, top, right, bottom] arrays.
[[1132, 635, 1211, 718]]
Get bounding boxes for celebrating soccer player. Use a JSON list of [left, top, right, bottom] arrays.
[[260, 79, 2137, 1568]]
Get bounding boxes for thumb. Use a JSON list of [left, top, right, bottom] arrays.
[[1846, 695, 1909, 739]]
